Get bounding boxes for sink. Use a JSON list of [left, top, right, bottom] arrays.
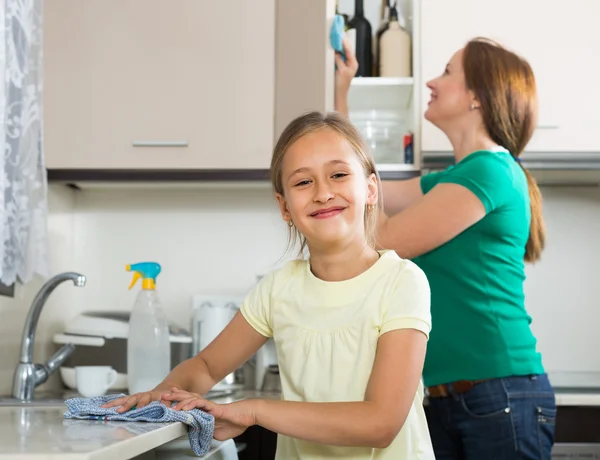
[[0, 391, 67, 407]]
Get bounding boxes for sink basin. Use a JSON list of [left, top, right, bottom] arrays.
[[0, 391, 67, 407]]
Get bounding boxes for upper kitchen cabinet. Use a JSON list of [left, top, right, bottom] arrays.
[[44, 1, 275, 171], [420, 0, 600, 154], [276, 0, 422, 176]]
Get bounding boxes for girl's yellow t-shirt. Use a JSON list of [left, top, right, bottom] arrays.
[[240, 250, 435, 459]]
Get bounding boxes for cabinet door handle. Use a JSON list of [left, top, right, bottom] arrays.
[[536, 125, 559, 130], [132, 141, 189, 147]]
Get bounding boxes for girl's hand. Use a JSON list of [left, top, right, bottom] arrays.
[[162, 388, 258, 441], [101, 389, 168, 413]]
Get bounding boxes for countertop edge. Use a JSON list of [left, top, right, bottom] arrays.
[[219, 389, 600, 407], [87, 422, 188, 460], [554, 392, 600, 406]]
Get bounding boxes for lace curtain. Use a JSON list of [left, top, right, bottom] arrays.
[[0, 0, 49, 285]]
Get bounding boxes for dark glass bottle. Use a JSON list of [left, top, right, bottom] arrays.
[[347, 0, 372, 77]]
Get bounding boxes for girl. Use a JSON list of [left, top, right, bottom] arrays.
[[335, 37, 556, 459], [104, 111, 434, 459]]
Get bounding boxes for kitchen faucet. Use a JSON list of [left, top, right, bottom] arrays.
[[12, 272, 86, 401]]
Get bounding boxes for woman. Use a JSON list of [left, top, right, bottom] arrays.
[[335, 37, 556, 459]]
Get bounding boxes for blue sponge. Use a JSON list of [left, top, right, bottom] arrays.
[[330, 14, 346, 61]]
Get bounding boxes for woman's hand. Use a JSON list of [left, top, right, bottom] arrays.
[[334, 37, 358, 117], [101, 390, 168, 413], [162, 388, 258, 441]]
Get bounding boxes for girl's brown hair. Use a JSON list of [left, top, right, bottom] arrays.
[[463, 37, 545, 262], [270, 111, 382, 256]]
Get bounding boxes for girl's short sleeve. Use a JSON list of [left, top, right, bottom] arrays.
[[380, 261, 432, 338], [240, 273, 274, 338]]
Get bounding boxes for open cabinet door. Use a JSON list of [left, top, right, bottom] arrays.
[[275, 0, 337, 139]]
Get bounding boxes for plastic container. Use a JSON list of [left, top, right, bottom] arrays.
[[350, 109, 407, 163], [126, 262, 171, 394]]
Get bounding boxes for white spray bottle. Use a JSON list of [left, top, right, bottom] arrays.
[[126, 262, 170, 394]]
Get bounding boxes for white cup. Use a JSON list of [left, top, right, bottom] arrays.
[[75, 366, 118, 398]]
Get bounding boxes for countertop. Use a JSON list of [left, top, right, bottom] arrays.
[[0, 405, 186, 460], [0, 390, 280, 460], [1, 387, 598, 459], [549, 371, 600, 406], [554, 389, 600, 406]]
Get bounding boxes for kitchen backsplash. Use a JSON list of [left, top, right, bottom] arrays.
[[66, 185, 292, 328], [522, 186, 600, 375], [0, 185, 77, 394], [0, 182, 598, 395]]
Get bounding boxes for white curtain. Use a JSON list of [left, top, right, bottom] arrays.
[[0, 0, 49, 285]]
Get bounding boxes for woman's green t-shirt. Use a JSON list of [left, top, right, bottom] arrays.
[[413, 149, 545, 387]]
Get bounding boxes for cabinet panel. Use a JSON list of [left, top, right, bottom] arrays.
[[421, 0, 600, 154], [275, 0, 336, 139], [44, 1, 275, 170]]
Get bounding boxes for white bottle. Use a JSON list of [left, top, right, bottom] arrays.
[[379, 2, 411, 77], [126, 262, 171, 395]]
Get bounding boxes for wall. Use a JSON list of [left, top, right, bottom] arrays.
[[0, 184, 291, 395], [524, 186, 600, 375], [0, 181, 598, 395], [0, 185, 76, 395], [65, 184, 600, 378], [66, 185, 291, 330]]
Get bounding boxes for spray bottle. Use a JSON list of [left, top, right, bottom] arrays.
[[126, 262, 170, 394]]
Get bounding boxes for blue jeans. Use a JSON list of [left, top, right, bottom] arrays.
[[425, 374, 556, 459]]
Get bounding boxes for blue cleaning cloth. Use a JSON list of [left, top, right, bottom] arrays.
[[64, 393, 215, 456], [330, 14, 346, 61]]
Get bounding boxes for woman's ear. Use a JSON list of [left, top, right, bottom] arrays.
[[468, 91, 480, 110]]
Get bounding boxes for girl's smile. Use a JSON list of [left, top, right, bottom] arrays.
[[309, 206, 346, 219]]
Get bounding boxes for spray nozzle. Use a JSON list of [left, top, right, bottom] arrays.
[[126, 262, 161, 290]]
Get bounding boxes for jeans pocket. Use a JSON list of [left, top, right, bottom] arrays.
[[537, 405, 556, 455], [460, 392, 511, 419]]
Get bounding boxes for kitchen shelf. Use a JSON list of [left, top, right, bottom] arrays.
[[349, 81, 414, 111], [348, 77, 417, 169], [351, 77, 414, 87]]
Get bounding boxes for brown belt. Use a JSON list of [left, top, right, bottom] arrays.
[[426, 379, 489, 398]]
